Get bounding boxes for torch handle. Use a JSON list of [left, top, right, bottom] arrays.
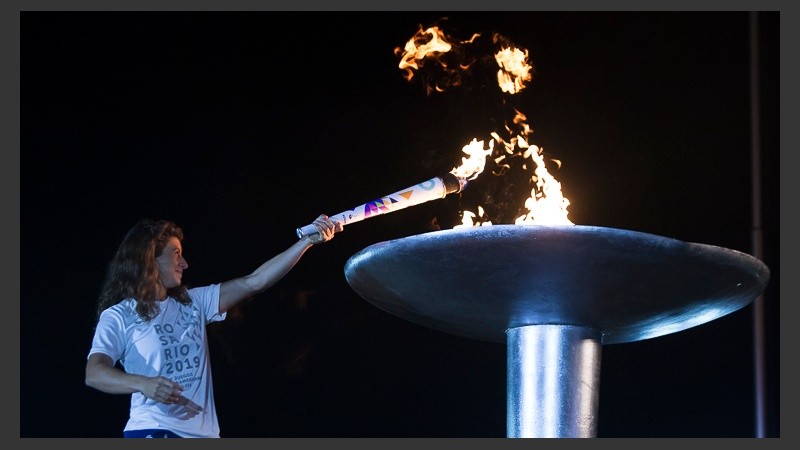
[[296, 174, 462, 240], [296, 223, 323, 239]]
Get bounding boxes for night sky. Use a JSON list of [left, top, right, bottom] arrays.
[[20, 11, 780, 438]]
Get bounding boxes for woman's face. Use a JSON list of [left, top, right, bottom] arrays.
[[156, 236, 188, 289]]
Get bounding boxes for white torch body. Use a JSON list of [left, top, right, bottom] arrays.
[[296, 173, 463, 239]]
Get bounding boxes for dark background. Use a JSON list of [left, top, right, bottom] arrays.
[[20, 11, 780, 437]]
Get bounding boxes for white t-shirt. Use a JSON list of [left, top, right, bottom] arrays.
[[88, 284, 227, 438]]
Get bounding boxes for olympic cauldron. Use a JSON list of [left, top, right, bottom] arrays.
[[343, 225, 770, 437]]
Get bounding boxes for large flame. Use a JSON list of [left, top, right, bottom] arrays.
[[397, 23, 572, 227]]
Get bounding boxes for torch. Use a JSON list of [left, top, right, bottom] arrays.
[[296, 137, 493, 240], [296, 172, 466, 239]]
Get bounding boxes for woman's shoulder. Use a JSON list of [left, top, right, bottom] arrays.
[[98, 298, 145, 328], [187, 283, 220, 298], [101, 297, 137, 315]]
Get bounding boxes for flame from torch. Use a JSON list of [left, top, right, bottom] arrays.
[[297, 138, 493, 239]]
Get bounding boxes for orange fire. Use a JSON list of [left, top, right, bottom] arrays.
[[495, 46, 533, 95], [396, 24, 573, 227], [449, 138, 494, 184], [397, 25, 453, 81]]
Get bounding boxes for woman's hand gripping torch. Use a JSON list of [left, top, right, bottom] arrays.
[[296, 173, 466, 240]]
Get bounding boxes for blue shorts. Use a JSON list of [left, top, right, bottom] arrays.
[[124, 429, 182, 438]]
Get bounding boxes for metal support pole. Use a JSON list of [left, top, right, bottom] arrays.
[[506, 325, 601, 438]]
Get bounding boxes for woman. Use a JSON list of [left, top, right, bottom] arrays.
[[85, 215, 341, 438]]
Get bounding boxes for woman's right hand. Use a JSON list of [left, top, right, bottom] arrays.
[[139, 375, 184, 404]]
